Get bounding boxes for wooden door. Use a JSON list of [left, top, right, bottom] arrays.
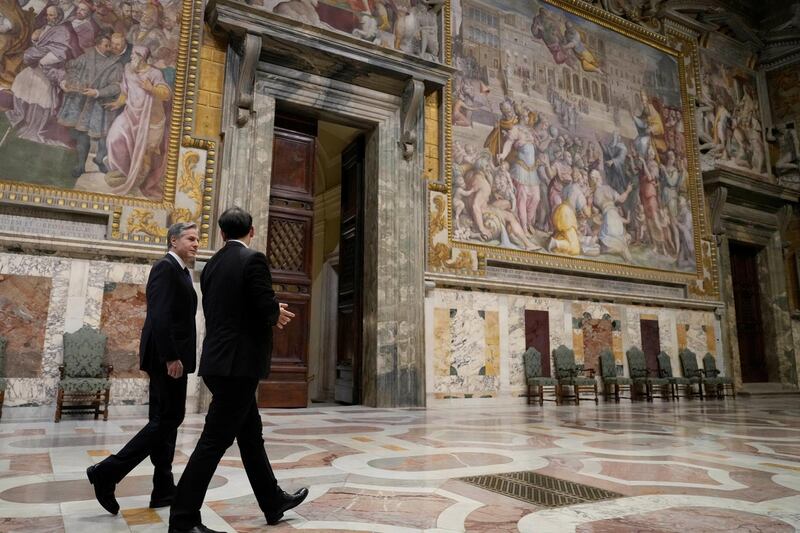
[[334, 137, 365, 404], [259, 115, 316, 407], [524, 310, 550, 376], [729, 242, 767, 382], [640, 319, 660, 372]]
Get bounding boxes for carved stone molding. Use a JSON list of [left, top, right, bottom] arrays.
[[235, 33, 262, 126], [777, 204, 793, 250], [400, 79, 425, 161], [708, 186, 728, 244]]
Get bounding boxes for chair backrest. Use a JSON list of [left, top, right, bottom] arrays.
[[599, 349, 616, 378], [702, 353, 720, 377], [552, 345, 576, 379], [0, 336, 6, 377], [625, 346, 647, 378], [63, 326, 107, 378], [679, 348, 700, 377], [657, 351, 674, 378], [523, 347, 543, 380]]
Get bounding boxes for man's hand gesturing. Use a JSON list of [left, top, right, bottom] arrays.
[[277, 302, 295, 330]]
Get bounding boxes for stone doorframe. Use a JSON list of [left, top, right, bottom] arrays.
[[213, 58, 427, 407]]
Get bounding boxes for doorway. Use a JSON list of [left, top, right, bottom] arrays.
[[729, 241, 768, 383], [258, 113, 367, 407]]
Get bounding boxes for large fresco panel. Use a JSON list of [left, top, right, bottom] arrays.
[[698, 47, 767, 177], [449, 0, 699, 278], [767, 63, 800, 126], [0, 0, 187, 201]]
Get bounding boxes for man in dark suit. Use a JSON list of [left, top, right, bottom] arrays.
[[87, 222, 199, 514], [168, 207, 308, 533]]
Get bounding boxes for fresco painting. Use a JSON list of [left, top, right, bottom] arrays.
[[450, 0, 696, 274], [767, 63, 800, 125], [697, 50, 766, 176], [250, 0, 441, 61], [0, 0, 183, 200]]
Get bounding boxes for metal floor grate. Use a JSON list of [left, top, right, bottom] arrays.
[[459, 470, 623, 507]]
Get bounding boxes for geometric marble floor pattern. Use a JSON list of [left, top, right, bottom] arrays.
[[1, 397, 799, 532]]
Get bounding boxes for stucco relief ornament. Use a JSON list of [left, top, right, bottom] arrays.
[[600, 0, 665, 30]]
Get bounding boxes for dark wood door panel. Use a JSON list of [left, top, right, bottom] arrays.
[[270, 293, 310, 365], [524, 310, 550, 377], [730, 242, 766, 383], [270, 128, 316, 197], [266, 211, 313, 285], [640, 319, 660, 372]]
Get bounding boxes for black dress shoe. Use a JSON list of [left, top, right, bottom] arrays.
[[86, 464, 119, 515], [265, 487, 309, 525], [167, 524, 224, 533]]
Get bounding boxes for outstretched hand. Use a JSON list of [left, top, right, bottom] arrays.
[[276, 302, 295, 330]]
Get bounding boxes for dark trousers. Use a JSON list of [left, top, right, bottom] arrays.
[[169, 376, 279, 529], [95, 368, 186, 495]]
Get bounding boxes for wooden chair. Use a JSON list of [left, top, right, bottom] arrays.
[[523, 347, 558, 405], [55, 326, 113, 422], [599, 348, 631, 401], [703, 352, 736, 399], [657, 351, 698, 400], [552, 345, 598, 405], [626, 346, 670, 401], [678, 348, 714, 400], [0, 337, 6, 419]]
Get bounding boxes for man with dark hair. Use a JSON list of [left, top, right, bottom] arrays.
[[87, 222, 199, 515], [168, 207, 307, 533]]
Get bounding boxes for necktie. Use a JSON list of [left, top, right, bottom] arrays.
[[183, 267, 191, 281]]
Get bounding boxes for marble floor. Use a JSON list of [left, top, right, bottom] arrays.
[[0, 397, 799, 532]]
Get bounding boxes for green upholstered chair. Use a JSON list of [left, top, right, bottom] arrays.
[[656, 351, 699, 400], [0, 337, 7, 419], [679, 348, 718, 400], [703, 352, 736, 399], [55, 326, 113, 422], [599, 348, 631, 402], [552, 345, 598, 405], [626, 346, 670, 401], [523, 347, 558, 405]]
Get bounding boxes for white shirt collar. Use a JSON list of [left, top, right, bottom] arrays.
[[227, 239, 249, 249], [167, 250, 187, 270]]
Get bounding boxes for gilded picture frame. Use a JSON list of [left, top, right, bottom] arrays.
[[442, 0, 710, 285], [0, 0, 216, 247]]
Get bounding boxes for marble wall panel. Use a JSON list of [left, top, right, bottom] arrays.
[[426, 287, 722, 404], [100, 282, 147, 378], [0, 274, 51, 377]]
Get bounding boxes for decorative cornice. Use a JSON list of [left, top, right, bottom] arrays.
[[703, 169, 800, 212], [205, 0, 456, 91]]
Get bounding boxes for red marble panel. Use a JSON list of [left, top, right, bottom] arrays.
[[100, 282, 146, 378], [0, 274, 51, 377]]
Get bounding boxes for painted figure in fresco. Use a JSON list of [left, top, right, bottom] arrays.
[[548, 172, 588, 256], [530, 7, 568, 65], [452, 172, 478, 229], [127, 4, 167, 57], [0, 0, 34, 89], [416, 2, 438, 62], [352, 10, 380, 43], [58, 33, 124, 177], [496, 117, 540, 235], [675, 196, 694, 267], [104, 45, 171, 199], [393, 3, 418, 55], [561, 20, 603, 74], [638, 147, 668, 255], [70, 0, 101, 52], [634, 91, 667, 158], [600, 131, 628, 194], [591, 168, 633, 262], [273, 0, 322, 26], [5, 5, 81, 147]]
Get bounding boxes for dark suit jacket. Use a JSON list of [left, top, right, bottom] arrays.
[[198, 241, 281, 379], [139, 254, 198, 373]]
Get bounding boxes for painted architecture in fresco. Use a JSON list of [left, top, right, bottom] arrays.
[[450, 0, 695, 273], [0, 0, 183, 200], [698, 49, 767, 177]]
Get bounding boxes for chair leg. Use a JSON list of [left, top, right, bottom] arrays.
[[614, 383, 620, 402], [575, 385, 580, 405], [555, 384, 561, 406], [54, 388, 63, 423], [539, 386, 544, 406], [527, 383, 532, 405], [103, 388, 110, 421], [593, 383, 598, 404], [0, 390, 4, 419]]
